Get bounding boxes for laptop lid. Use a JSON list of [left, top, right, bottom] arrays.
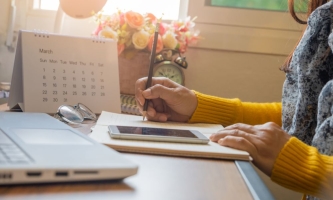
[[0, 112, 138, 185]]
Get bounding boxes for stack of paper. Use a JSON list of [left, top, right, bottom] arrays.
[[89, 111, 250, 161]]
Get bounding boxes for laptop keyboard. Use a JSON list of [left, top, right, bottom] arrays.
[[0, 129, 31, 164]]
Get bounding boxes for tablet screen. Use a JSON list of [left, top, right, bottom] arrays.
[[116, 126, 198, 138]]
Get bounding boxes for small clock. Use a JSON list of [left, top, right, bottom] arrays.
[[152, 49, 188, 86], [153, 61, 185, 85]]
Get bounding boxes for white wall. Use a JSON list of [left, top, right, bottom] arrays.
[[0, 0, 27, 84], [184, 48, 286, 102], [0, 0, 13, 83]]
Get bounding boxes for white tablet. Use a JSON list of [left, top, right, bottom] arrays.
[[108, 125, 209, 144]]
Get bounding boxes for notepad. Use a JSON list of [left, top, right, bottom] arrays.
[[89, 111, 251, 161]]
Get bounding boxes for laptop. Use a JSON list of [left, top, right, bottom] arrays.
[[0, 112, 138, 185]]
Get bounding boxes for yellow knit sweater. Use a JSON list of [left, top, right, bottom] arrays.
[[189, 91, 333, 199], [189, 91, 282, 126]]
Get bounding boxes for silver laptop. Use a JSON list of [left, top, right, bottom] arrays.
[[0, 112, 138, 185]]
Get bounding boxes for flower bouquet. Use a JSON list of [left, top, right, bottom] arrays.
[[92, 10, 200, 57], [92, 10, 200, 95]]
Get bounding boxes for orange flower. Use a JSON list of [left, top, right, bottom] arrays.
[[124, 11, 144, 29], [145, 13, 156, 23], [148, 34, 163, 53]]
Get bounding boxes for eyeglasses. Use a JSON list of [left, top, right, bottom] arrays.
[[54, 103, 97, 124]]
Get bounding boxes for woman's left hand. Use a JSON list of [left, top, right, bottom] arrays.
[[210, 122, 291, 176]]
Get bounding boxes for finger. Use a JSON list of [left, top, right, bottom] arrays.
[[218, 136, 258, 160], [150, 77, 180, 88], [151, 98, 166, 113], [146, 112, 168, 122], [223, 123, 257, 135], [135, 77, 148, 106], [136, 94, 162, 110], [142, 83, 179, 100], [143, 101, 168, 122], [135, 91, 144, 110], [210, 129, 253, 143], [142, 77, 180, 98], [136, 77, 177, 106], [146, 106, 168, 122]]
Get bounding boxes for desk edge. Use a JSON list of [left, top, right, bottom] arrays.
[[235, 161, 274, 200]]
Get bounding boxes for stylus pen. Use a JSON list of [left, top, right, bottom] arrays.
[[142, 21, 160, 121]]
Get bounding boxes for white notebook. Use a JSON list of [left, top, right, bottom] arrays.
[[89, 111, 251, 161]]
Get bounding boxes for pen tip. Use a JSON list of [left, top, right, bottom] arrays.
[[142, 111, 146, 121]]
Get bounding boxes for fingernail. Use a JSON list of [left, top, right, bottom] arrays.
[[159, 115, 167, 121]]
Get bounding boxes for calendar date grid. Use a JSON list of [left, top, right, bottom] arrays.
[[40, 59, 108, 104]]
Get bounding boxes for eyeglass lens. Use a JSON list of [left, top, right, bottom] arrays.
[[74, 103, 97, 121], [57, 105, 84, 124]]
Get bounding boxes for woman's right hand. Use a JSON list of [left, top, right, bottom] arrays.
[[135, 77, 198, 122]]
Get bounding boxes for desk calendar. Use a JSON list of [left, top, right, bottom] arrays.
[[8, 30, 121, 114]]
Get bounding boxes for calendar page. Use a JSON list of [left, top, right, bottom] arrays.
[[9, 30, 121, 114]]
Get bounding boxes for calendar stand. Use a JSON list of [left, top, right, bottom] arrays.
[[8, 30, 121, 114]]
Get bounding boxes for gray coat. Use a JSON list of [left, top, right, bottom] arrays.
[[282, 1, 333, 199]]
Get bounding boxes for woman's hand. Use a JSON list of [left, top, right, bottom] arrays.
[[210, 122, 291, 176], [135, 77, 197, 122]]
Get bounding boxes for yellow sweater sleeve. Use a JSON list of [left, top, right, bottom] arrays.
[[188, 91, 282, 126], [271, 137, 333, 199]]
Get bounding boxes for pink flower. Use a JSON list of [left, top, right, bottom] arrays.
[[148, 34, 163, 53], [105, 13, 120, 29], [158, 23, 168, 36], [178, 42, 187, 54], [119, 12, 126, 26], [187, 30, 201, 45], [93, 24, 102, 36]]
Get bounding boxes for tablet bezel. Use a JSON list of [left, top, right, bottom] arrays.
[[108, 125, 209, 144]]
